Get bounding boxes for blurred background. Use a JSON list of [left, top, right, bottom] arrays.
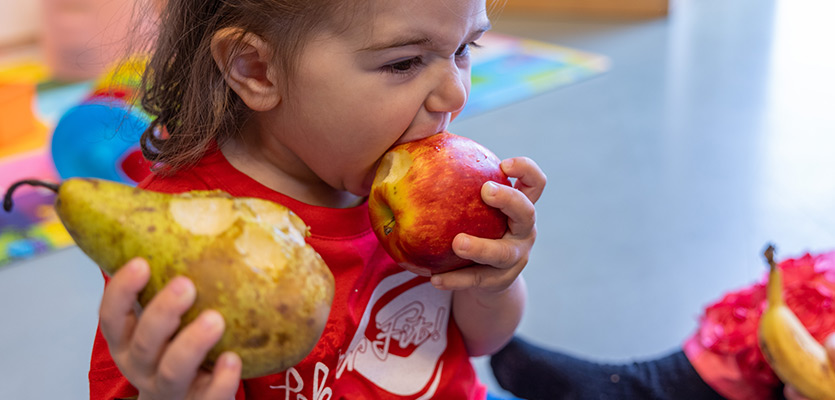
[[1, 0, 834, 398]]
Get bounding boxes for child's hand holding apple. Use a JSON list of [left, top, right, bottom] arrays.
[[368, 131, 545, 356], [368, 132, 546, 292]]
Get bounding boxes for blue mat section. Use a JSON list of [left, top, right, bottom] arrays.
[[461, 32, 609, 118]]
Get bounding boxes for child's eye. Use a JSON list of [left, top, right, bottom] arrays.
[[381, 57, 424, 75], [455, 41, 481, 58]]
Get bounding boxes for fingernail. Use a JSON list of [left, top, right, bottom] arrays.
[[501, 159, 514, 171], [127, 258, 146, 274], [169, 276, 194, 298], [201, 310, 224, 331], [485, 181, 499, 197], [457, 236, 470, 251], [220, 351, 240, 369], [430, 275, 443, 288]]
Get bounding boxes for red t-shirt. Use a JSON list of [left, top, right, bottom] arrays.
[[88, 146, 487, 400]]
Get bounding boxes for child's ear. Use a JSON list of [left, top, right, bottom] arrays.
[[210, 28, 281, 111]]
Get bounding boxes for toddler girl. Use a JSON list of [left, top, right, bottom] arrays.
[[89, 0, 545, 399]]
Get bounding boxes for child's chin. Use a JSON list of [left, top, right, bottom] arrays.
[[345, 182, 371, 199], [354, 187, 372, 198], [358, 172, 376, 196]]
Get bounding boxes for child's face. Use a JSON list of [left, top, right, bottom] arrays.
[[264, 0, 489, 202]]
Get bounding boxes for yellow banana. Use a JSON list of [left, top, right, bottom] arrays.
[[758, 244, 835, 400]]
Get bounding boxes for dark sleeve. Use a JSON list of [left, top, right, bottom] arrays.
[[491, 336, 731, 400]]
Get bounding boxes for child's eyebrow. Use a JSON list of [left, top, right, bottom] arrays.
[[359, 36, 433, 52], [358, 22, 492, 52]]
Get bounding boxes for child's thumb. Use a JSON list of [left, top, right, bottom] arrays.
[[826, 333, 835, 366]]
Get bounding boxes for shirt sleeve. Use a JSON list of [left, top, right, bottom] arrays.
[[89, 312, 139, 399]]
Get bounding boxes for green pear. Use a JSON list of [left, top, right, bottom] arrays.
[[3, 178, 334, 379]]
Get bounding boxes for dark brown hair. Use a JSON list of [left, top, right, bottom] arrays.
[[139, 0, 354, 173]]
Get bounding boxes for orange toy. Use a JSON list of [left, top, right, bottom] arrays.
[[0, 75, 49, 157]]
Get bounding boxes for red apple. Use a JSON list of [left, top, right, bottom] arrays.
[[368, 131, 511, 276]]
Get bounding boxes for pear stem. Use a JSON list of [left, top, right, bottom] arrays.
[[3, 179, 61, 212]]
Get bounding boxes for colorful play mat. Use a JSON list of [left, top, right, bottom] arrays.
[[0, 32, 609, 266]]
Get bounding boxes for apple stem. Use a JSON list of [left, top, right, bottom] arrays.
[[383, 219, 396, 236], [3, 179, 61, 212]]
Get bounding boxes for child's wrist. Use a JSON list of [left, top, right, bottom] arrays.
[[464, 276, 523, 309]]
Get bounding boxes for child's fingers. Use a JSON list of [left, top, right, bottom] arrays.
[[154, 309, 226, 397], [783, 386, 807, 400], [193, 352, 242, 400], [431, 263, 515, 291], [482, 181, 537, 237], [501, 157, 546, 204], [827, 334, 835, 367], [99, 258, 150, 351], [452, 233, 525, 270], [128, 276, 196, 377]]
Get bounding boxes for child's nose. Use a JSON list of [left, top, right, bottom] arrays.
[[425, 62, 468, 115]]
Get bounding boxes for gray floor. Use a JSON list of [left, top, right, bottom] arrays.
[[2, 0, 835, 398]]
